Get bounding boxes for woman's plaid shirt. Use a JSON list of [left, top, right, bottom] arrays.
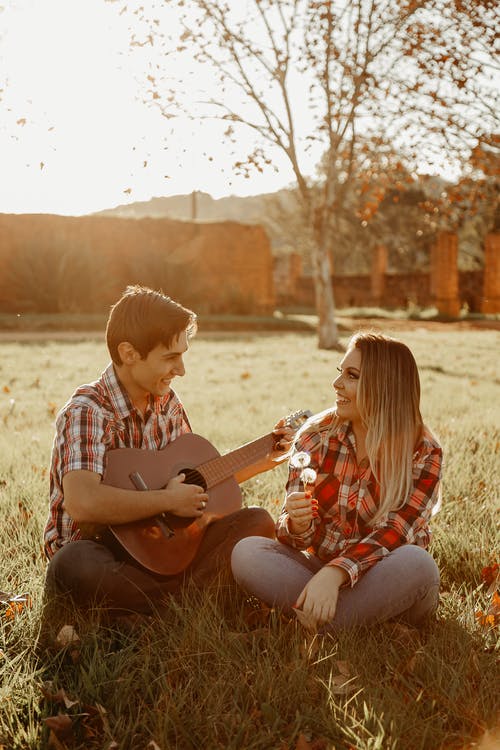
[[276, 411, 442, 586], [44, 363, 191, 559]]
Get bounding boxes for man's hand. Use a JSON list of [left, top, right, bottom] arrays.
[[294, 566, 349, 629], [164, 473, 209, 517], [270, 417, 296, 459]]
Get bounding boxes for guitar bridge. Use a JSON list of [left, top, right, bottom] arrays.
[[158, 514, 175, 539], [129, 470, 175, 538]]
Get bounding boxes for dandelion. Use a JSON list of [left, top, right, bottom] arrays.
[[290, 451, 316, 486], [290, 451, 311, 470], [301, 467, 317, 486]]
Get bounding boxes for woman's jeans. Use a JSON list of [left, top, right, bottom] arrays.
[[231, 537, 440, 631]]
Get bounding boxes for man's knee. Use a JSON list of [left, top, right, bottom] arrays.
[[242, 506, 275, 538], [46, 540, 113, 601]]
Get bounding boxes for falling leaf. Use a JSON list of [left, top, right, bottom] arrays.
[[123, 188, 132, 194], [240, 371, 251, 379], [16, 118, 26, 126], [40, 162, 45, 170]]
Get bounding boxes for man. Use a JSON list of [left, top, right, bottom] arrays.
[[44, 285, 291, 614]]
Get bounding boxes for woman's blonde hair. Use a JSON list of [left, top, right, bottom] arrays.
[[350, 332, 423, 522]]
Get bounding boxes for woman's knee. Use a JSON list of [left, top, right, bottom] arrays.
[[393, 545, 440, 588], [231, 535, 272, 583]]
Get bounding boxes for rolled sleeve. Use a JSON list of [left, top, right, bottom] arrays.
[[56, 406, 107, 480], [329, 443, 443, 586]]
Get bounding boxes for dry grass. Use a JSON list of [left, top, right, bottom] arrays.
[[0, 327, 499, 749]]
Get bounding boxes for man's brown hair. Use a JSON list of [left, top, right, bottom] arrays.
[[106, 285, 197, 365]]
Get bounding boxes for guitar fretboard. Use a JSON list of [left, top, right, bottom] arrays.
[[199, 433, 275, 488]]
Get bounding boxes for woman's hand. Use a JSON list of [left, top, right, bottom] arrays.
[[294, 566, 349, 629], [286, 491, 318, 534]]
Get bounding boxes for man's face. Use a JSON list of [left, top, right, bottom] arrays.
[[127, 331, 188, 401]]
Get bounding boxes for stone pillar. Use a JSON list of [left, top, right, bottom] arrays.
[[289, 252, 303, 293], [482, 233, 500, 314], [371, 245, 388, 305], [432, 232, 460, 316]]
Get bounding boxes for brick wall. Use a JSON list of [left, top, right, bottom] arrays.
[[274, 236, 494, 314], [0, 213, 275, 314], [275, 266, 485, 312]]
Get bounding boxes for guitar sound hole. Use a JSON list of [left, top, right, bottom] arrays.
[[179, 468, 207, 491]]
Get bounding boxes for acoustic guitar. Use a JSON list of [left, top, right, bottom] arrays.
[[100, 410, 311, 575]]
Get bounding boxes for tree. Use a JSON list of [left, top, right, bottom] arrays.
[[125, 0, 498, 348]]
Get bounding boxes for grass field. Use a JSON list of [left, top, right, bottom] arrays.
[[0, 326, 499, 750]]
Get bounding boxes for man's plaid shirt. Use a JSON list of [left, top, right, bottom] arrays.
[[44, 363, 191, 559], [276, 411, 442, 586]]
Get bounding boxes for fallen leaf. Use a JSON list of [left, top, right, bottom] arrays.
[[328, 673, 359, 695], [476, 726, 500, 749], [41, 684, 79, 710], [295, 733, 314, 750], [47, 730, 67, 750], [227, 628, 269, 643], [335, 660, 351, 677], [43, 713, 74, 741], [475, 591, 500, 629], [55, 625, 80, 648], [481, 562, 500, 596]]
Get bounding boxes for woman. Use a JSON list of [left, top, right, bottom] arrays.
[[231, 332, 443, 631]]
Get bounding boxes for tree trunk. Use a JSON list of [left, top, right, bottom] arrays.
[[311, 238, 341, 350]]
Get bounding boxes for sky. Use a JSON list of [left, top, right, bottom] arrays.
[[0, 0, 297, 216], [1, 1, 493, 217]]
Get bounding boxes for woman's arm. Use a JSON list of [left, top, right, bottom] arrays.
[[329, 442, 443, 586]]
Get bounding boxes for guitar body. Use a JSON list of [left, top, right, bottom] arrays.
[[99, 410, 310, 576], [103, 433, 242, 575]]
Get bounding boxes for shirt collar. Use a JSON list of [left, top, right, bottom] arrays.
[[335, 419, 353, 444], [102, 363, 135, 419], [102, 362, 173, 419]]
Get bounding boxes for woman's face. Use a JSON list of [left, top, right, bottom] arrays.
[[333, 346, 362, 425]]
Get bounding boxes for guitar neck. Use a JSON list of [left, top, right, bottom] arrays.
[[199, 433, 275, 489]]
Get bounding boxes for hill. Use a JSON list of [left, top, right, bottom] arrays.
[[94, 190, 300, 255]]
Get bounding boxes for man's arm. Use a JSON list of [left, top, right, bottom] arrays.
[[233, 419, 294, 484], [63, 469, 207, 525]]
